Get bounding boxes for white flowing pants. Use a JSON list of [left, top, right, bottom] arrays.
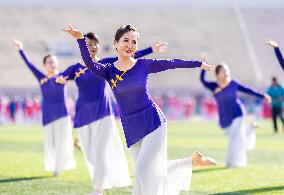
[[225, 117, 255, 167], [44, 116, 76, 172], [130, 121, 192, 195], [77, 115, 131, 190]]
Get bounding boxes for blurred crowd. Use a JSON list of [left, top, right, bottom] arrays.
[[0, 92, 274, 125]]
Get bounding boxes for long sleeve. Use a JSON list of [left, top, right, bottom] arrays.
[[19, 50, 45, 81], [200, 69, 217, 91], [142, 58, 202, 74], [99, 47, 153, 65], [61, 64, 77, 80], [274, 47, 284, 71], [235, 80, 264, 98], [77, 38, 109, 80], [133, 47, 153, 59]]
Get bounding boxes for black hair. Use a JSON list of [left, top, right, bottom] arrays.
[[84, 32, 100, 44], [43, 54, 54, 64], [114, 24, 139, 42], [272, 77, 278, 83]]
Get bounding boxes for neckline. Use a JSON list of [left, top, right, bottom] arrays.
[[113, 59, 139, 72], [45, 74, 58, 79], [215, 80, 233, 94]]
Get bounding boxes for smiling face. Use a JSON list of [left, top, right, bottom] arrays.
[[43, 55, 58, 73], [114, 31, 139, 58]]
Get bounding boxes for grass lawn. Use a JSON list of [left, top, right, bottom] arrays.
[[0, 119, 283, 194]]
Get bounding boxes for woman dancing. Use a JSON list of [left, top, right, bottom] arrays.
[[200, 62, 270, 167], [56, 32, 167, 194], [13, 39, 76, 176], [64, 23, 217, 195]]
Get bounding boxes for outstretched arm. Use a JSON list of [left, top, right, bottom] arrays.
[[134, 41, 168, 59], [236, 81, 270, 103], [142, 58, 214, 74], [13, 39, 45, 81], [63, 23, 109, 80], [266, 39, 284, 71], [200, 69, 217, 91], [133, 47, 153, 59], [274, 47, 284, 71], [61, 64, 77, 81]]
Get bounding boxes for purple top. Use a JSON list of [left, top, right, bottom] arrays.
[[19, 50, 68, 126], [274, 47, 284, 71], [200, 70, 264, 128], [61, 47, 153, 128], [77, 38, 202, 147]]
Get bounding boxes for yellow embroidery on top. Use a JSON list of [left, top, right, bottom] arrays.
[[111, 71, 127, 90], [75, 68, 88, 80], [116, 74, 123, 81]]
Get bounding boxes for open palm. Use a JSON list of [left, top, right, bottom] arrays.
[[63, 23, 84, 39], [201, 62, 215, 71]]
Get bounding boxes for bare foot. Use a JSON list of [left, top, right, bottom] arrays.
[[191, 151, 217, 166]]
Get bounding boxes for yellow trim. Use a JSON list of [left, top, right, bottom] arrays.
[[74, 68, 88, 80], [111, 71, 127, 90]]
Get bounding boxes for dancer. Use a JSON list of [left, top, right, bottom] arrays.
[[266, 39, 284, 71], [13, 39, 76, 176], [56, 32, 167, 194], [64, 23, 217, 195], [200, 61, 270, 168], [266, 77, 284, 133]]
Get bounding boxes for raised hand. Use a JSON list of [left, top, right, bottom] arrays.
[[151, 41, 168, 53], [13, 39, 23, 50], [266, 39, 279, 48], [55, 75, 69, 84], [63, 23, 84, 39], [201, 61, 215, 71]]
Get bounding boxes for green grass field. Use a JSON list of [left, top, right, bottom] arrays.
[[0, 119, 283, 195]]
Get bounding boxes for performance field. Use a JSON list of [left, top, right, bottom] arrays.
[[0, 120, 283, 195]]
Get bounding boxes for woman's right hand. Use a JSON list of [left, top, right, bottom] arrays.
[[63, 23, 84, 39], [13, 39, 23, 50]]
